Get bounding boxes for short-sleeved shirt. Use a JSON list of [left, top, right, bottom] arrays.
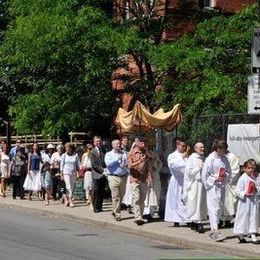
[[29, 153, 41, 171], [12, 153, 27, 176]]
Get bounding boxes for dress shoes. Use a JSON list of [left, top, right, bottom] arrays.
[[238, 237, 247, 243], [143, 214, 152, 220], [218, 220, 223, 229], [223, 221, 233, 228], [134, 219, 145, 226], [196, 223, 205, 234], [190, 222, 197, 230], [94, 209, 103, 213]]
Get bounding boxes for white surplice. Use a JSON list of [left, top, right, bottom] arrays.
[[221, 152, 240, 221], [233, 173, 259, 235], [164, 150, 187, 223], [144, 152, 162, 216], [183, 152, 207, 222], [202, 151, 232, 230]]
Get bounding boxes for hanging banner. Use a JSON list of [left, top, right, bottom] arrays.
[[227, 124, 260, 164]]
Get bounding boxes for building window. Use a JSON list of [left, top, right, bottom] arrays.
[[125, 0, 130, 19], [200, 0, 216, 9], [204, 0, 216, 8]]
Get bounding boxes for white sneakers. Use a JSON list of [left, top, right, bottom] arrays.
[[209, 231, 226, 242]]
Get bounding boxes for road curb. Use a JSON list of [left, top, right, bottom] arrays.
[[1, 202, 259, 258]]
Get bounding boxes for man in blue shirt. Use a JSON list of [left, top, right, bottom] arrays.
[[9, 139, 22, 160], [105, 139, 128, 221]]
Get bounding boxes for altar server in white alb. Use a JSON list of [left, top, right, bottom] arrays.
[[165, 138, 188, 226], [182, 142, 207, 233], [233, 159, 259, 244], [220, 150, 240, 227], [202, 140, 232, 242]]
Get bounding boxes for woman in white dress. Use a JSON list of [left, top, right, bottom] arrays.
[[23, 142, 42, 200], [81, 143, 94, 208], [0, 143, 10, 197]]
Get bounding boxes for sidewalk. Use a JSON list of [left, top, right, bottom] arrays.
[[0, 194, 259, 258]]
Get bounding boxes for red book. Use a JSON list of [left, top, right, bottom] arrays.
[[218, 167, 226, 179], [246, 181, 255, 195]]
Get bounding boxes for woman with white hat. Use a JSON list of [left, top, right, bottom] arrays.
[[41, 143, 55, 205]]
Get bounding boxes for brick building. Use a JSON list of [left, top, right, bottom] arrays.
[[112, 0, 256, 110]]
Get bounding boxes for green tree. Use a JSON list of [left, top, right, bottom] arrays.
[[112, 0, 223, 111], [1, 0, 117, 137], [148, 4, 258, 143]]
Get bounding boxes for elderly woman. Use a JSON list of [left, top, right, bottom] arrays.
[[60, 143, 80, 208], [50, 144, 65, 201]]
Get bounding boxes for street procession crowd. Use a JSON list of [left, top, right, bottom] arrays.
[[0, 135, 260, 245]]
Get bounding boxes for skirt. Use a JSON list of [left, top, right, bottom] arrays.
[[0, 165, 9, 179], [23, 170, 42, 192], [84, 171, 93, 191]]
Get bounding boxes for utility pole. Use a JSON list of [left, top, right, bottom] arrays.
[[258, 0, 260, 20]]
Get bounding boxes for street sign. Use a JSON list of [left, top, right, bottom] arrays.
[[248, 74, 260, 114], [252, 28, 260, 74]]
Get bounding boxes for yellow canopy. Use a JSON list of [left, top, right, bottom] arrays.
[[115, 101, 182, 133]]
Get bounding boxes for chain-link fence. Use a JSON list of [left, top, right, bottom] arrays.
[[188, 113, 260, 152]]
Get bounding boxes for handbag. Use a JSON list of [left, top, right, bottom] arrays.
[[78, 167, 87, 179]]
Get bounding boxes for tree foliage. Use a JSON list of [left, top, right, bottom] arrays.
[[0, 1, 258, 141], [1, 0, 117, 136], [148, 4, 258, 143]]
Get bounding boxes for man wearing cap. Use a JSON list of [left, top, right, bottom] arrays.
[[105, 139, 128, 221]]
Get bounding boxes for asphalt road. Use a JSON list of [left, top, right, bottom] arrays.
[[0, 207, 240, 260]]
